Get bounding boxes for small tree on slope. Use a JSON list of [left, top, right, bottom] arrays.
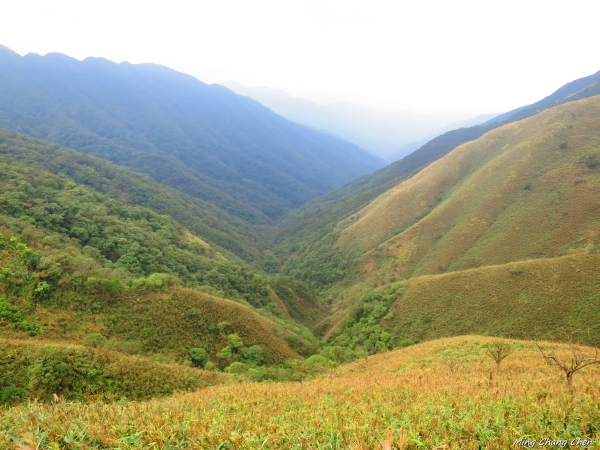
[[535, 340, 599, 388], [485, 340, 513, 371]]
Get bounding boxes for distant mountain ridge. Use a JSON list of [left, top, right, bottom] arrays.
[[223, 81, 496, 160], [0, 45, 383, 225], [485, 69, 600, 125]]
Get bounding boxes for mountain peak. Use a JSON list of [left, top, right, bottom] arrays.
[[0, 44, 20, 60]]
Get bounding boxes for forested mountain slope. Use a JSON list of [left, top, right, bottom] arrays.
[[277, 70, 600, 276], [0, 130, 265, 262], [0, 134, 332, 375], [0, 45, 382, 224]]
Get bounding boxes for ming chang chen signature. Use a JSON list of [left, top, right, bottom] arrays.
[[513, 437, 594, 448]]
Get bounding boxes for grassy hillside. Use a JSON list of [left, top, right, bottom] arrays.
[[0, 46, 383, 224], [292, 95, 600, 343], [2, 336, 598, 448], [4, 286, 302, 365], [340, 96, 600, 282], [326, 252, 600, 354], [277, 72, 600, 283], [1, 48, 600, 447], [383, 253, 600, 347], [0, 338, 230, 405]]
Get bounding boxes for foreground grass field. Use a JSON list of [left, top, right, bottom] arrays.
[[1, 336, 598, 449]]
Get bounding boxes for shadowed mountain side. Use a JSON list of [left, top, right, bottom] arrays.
[[0, 129, 264, 261], [0, 45, 383, 224], [269, 278, 330, 329]]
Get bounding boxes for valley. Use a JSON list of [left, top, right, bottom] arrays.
[[0, 47, 599, 448]]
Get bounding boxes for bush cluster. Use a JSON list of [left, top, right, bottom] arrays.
[[0, 340, 228, 405]]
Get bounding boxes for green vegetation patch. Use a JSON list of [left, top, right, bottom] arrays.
[[0, 339, 229, 405], [326, 284, 405, 357]]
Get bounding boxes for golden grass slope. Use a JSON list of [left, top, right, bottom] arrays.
[[336, 96, 600, 282], [2, 336, 599, 448], [380, 251, 600, 347]]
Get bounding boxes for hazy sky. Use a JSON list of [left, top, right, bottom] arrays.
[[2, 0, 598, 114]]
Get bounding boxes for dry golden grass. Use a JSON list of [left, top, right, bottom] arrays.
[[336, 116, 505, 253], [335, 96, 600, 286], [1, 336, 598, 448], [380, 251, 600, 347]]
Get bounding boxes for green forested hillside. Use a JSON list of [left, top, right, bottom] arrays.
[[0, 46, 383, 224], [0, 136, 332, 385], [0, 130, 265, 262]]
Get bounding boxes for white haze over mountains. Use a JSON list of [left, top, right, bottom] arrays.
[[2, 0, 599, 115], [3, 0, 598, 161], [223, 82, 497, 161]]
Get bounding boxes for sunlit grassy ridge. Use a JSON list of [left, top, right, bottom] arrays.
[[338, 96, 600, 280], [306, 96, 600, 343], [359, 252, 600, 348], [277, 73, 600, 288], [1, 336, 598, 448]]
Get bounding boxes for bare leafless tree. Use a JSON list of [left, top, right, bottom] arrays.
[[535, 340, 600, 388], [444, 357, 463, 379], [485, 340, 513, 370]]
